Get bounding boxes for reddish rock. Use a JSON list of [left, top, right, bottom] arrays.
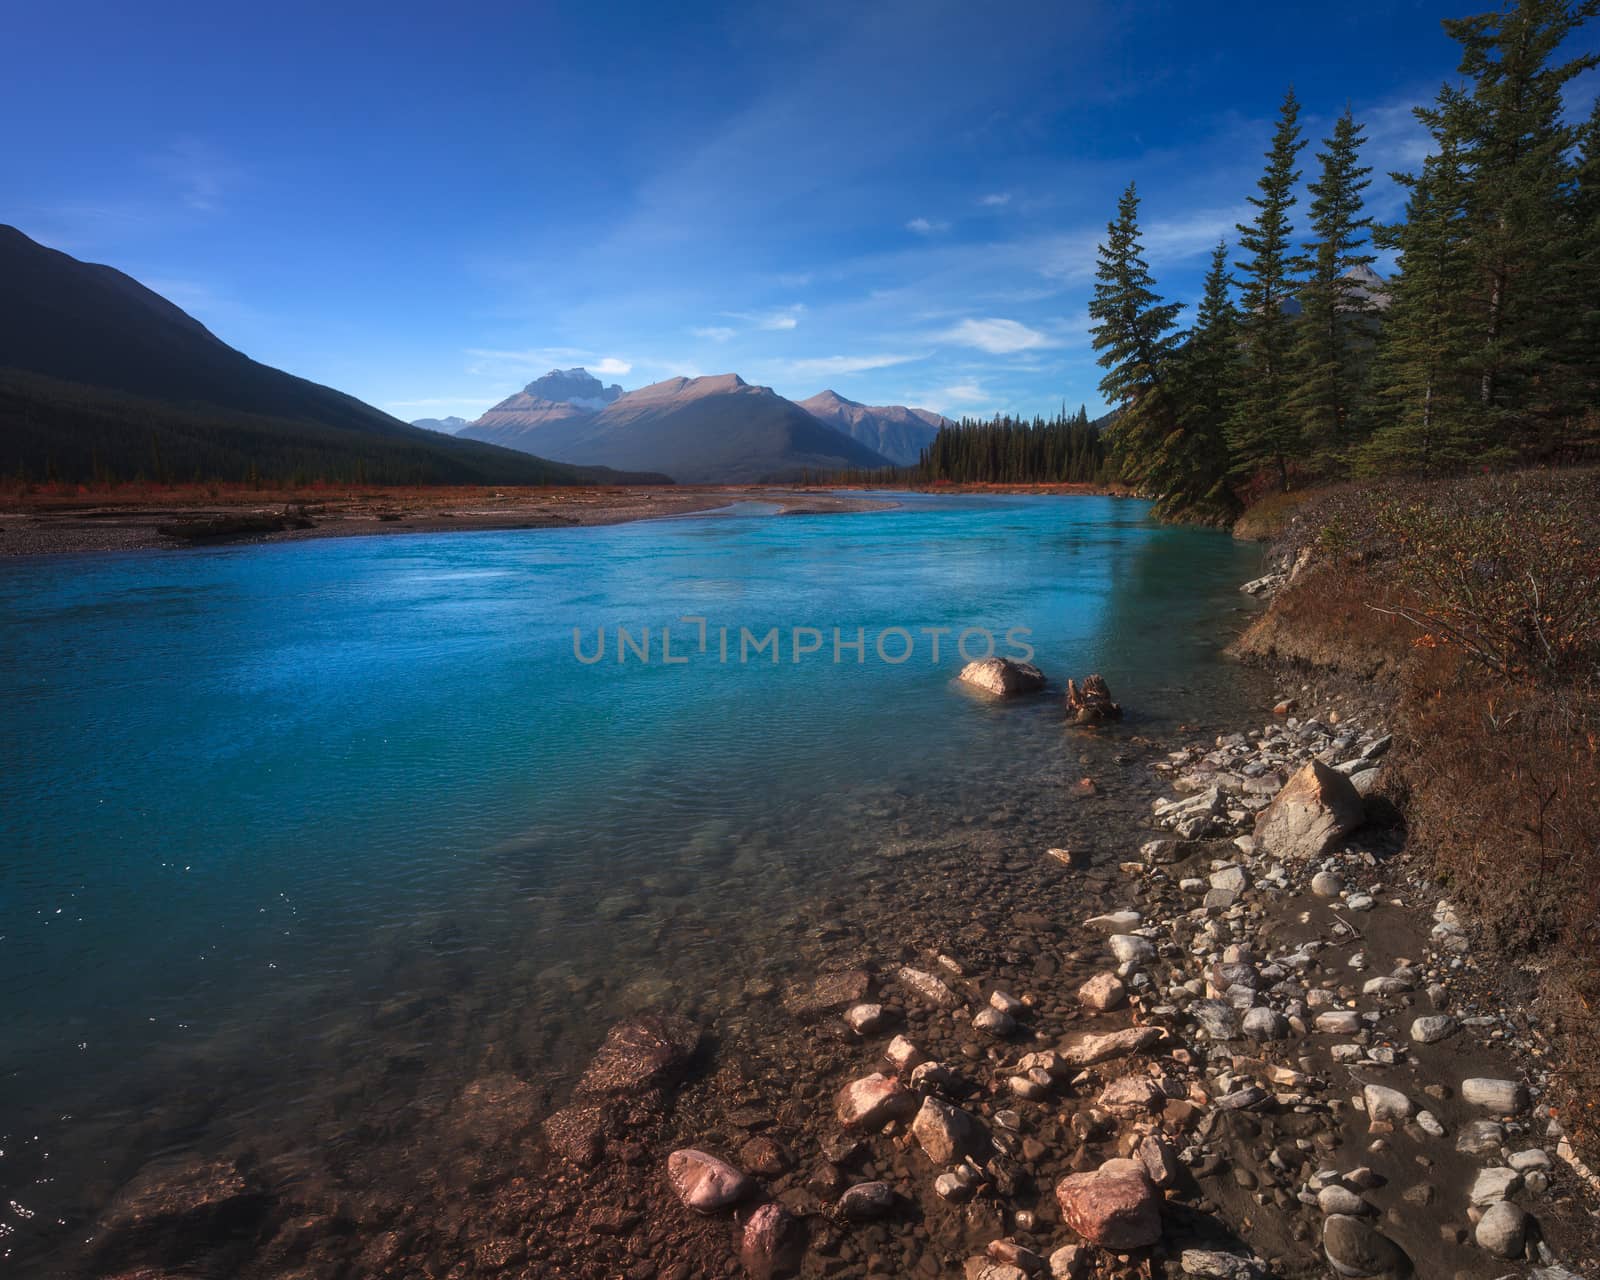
[[541, 1103, 606, 1168], [95, 1156, 267, 1273], [781, 970, 872, 1020], [1077, 972, 1127, 1011], [739, 1202, 805, 1279], [835, 1073, 915, 1131], [958, 656, 1047, 697], [738, 1136, 792, 1177], [1058, 1025, 1164, 1066], [910, 1096, 985, 1164], [1055, 1161, 1160, 1249], [1252, 759, 1364, 860], [577, 1013, 700, 1097], [667, 1149, 753, 1213], [1097, 1076, 1165, 1118]]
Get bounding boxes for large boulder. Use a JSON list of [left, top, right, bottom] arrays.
[[958, 657, 1046, 698], [1253, 759, 1364, 859], [94, 1157, 269, 1272], [1055, 1160, 1160, 1249], [576, 1013, 700, 1098]]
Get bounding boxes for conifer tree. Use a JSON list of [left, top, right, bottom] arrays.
[[1444, 0, 1600, 454], [1087, 182, 1183, 491], [1288, 107, 1376, 463], [1227, 89, 1307, 490], [1167, 241, 1241, 513], [1362, 93, 1486, 474]]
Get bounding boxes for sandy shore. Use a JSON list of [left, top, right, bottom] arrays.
[[0, 485, 897, 558]]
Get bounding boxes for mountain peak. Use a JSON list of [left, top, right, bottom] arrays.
[[521, 367, 625, 409]]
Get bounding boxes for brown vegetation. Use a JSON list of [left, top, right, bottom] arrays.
[[1236, 468, 1600, 1156]]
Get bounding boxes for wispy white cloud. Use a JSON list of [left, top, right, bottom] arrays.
[[900, 381, 991, 415], [692, 325, 737, 342], [590, 357, 633, 376], [907, 216, 950, 234], [979, 192, 1012, 207], [723, 304, 805, 331], [784, 353, 923, 376], [936, 316, 1055, 354]]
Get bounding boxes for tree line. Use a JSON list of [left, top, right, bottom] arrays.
[[1089, 0, 1600, 519], [815, 408, 1109, 486]]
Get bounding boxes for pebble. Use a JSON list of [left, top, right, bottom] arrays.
[[837, 1180, 895, 1221], [844, 1003, 889, 1035], [972, 1007, 1016, 1037], [1312, 871, 1344, 897]]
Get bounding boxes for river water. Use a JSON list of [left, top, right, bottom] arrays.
[[0, 493, 1267, 1271]]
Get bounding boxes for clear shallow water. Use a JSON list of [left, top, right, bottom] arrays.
[[0, 493, 1264, 1268]]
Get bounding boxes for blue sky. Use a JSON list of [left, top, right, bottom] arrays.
[[6, 1, 1596, 422]]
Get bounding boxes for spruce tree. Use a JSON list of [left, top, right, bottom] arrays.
[[1443, 0, 1600, 456], [1288, 107, 1376, 464], [1167, 241, 1241, 514], [1362, 93, 1486, 475], [1227, 89, 1307, 491], [1087, 182, 1183, 493]]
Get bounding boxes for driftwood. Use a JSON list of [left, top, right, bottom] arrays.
[[1065, 674, 1122, 725]]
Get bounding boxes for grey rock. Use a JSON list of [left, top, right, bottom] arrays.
[[1462, 1078, 1529, 1114], [1323, 1214, 1413, 1278], [1457, 1120, 1506, 1155], [973, 1007, 1016, 1038], [1109, 934, 1155, 964], [1410, 1015, 1458, 1044], [1363, 1085, 1415, 1124], [837, 1180, 895, 1221], [1319, 1185, 1373, 1216], [1469, 1167, 1521, 1205], [1190, 999, 1240, 1039], [1474, 1201, 1528, 1259], [1243, 1007, 1289, 1041]]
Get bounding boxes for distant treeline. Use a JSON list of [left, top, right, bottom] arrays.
[[815, 407, 1109, 486], [1088, 0, 1600, 519], [0, 372, 664, 488]]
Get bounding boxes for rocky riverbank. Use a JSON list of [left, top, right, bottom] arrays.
[[491, 682, 1600, 1278], [73, 624, 1600, 1278]]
